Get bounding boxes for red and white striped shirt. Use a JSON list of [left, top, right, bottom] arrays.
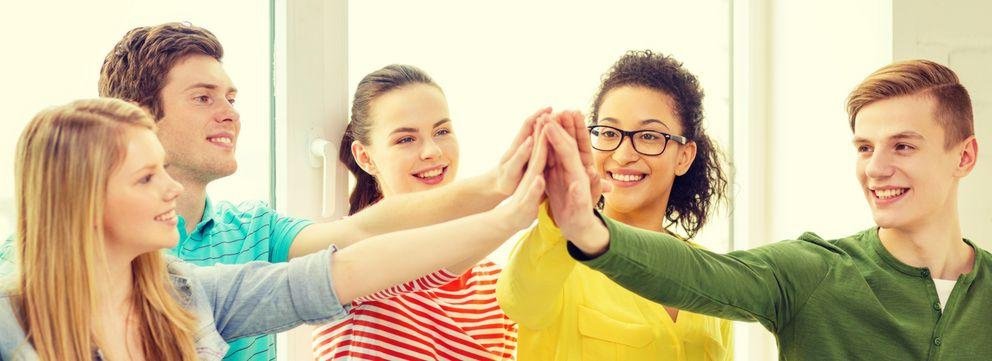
[[312, 261, 517, 360]]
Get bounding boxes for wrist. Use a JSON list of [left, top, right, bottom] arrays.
[[567, 213, 610, 257], [483, 170, 510, 199]]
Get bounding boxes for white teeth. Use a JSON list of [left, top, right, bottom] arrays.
[[610, 173, 645, 182], [154, 210, 176, 222], [416, 168, 443, 178], [209, 137, 232, 144], [875, 188, 907, 199]]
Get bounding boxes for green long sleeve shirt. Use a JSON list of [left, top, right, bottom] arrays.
[[569, 215, 992, 360]]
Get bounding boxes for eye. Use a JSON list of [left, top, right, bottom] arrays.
[[138, 173, 154, 184], [857, 144, 873, 153], [396, 136, 415, 144], [194, 95, 212, 104], [227, 97, 236, 105], [895, 143, 916, 152], [434, 128, 451, 137], [600, 129, 620, 138], [639, 132, 660, 141]]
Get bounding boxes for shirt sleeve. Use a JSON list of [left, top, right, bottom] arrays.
[[570, 212, 837, 332], [262, 206, 314, 263], [0, 236, 15, 280], [187, 245, 349, 340], [495, 202, 578, 330]]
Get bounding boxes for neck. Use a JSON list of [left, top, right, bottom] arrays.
[[878, 208, 974, 280], [97, 246, 137, 316], [603, 201, 669, 234], [170, 168, 209, 234]]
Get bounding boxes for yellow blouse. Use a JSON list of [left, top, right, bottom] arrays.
[[496, 204, 733, 360]]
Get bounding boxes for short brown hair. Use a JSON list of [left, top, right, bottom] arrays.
[[846, 59, 974, 148], [99, 22, 223, 120]]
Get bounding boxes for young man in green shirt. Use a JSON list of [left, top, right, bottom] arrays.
[[541, 59, 988, 360]]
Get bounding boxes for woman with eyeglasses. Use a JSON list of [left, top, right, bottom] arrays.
[[496, 50, 733, 360]]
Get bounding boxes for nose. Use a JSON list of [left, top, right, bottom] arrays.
[[215, 100, 240, 126], [420, 138, 442, 160], [163, 173, 184, 202], [610, 136, 639, 165], [864, 151, 895, 179]]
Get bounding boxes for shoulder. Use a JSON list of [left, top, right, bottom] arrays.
[[211, 199, 278, 224]]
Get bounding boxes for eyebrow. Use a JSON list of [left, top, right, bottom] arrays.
[[130, 164, 157, 176], [389, 118, 452, 135], [852, 131, 926, 144], [184, 82, 238, 94], [599, 117, 670, 129]]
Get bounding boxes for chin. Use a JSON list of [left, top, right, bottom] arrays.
[[871, 213, 911, 230]]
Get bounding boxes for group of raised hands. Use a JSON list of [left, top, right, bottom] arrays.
[[494, 107, 615, 256]]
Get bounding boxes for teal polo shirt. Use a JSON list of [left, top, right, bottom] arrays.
[[172, 196, 313, 361]]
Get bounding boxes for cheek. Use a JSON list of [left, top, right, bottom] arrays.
[[441, 141, 459, 162], [374, 150, 415, 180], [593, 152, 608, 173]]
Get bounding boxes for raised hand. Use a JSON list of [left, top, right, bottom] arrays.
[[492, 106, 553, 198], [543, 120, 611, 256], [551, 110, 611, 202], [495, 114, 550, 231]]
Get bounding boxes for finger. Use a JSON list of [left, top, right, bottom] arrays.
[[545, 122, 586, 175], [600, 179, 613, 194], [524, 121, 549, 181], [521, 175, 546, 207], [556, 111, 577, 140], [502, 106, 551, 163], [503, 135, 535, 181], [570, 111, 595, 167]]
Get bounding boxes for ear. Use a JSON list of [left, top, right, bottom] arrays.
[[351, 140, 377, 176], [674, 140, 697, 176], [953, 135, 978, 177]]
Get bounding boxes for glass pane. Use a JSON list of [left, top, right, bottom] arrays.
[[0, 0, 272, 238]]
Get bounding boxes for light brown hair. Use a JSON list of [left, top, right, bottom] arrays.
[[846, 59, 974, 148], [14, 98, 198, 360]]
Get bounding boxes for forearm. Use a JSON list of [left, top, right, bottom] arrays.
[[569, 213, 810, 328], [288, 173, 503, 258], [330, 207, 516, 304]]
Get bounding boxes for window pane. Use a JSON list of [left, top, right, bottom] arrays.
[[0, 0, 272, 238]]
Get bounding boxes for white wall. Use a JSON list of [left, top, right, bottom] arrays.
[[892, 0, 992, 249]]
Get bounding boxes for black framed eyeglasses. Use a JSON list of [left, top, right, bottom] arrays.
[[587, 125, 688, 156]]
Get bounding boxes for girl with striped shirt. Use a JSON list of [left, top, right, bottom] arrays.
[[312, 65, 524, 360]]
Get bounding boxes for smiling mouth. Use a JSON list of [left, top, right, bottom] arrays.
[[607, 171, 647, 184], [414, 167, 445, 179], [154, 209, 177, 222], [873, 188, 908, 200], [207, 136, 235, 147]]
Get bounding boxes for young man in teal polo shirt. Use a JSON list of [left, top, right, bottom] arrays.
[[541, 59, 989, 360], [73, 22, 534, 360]]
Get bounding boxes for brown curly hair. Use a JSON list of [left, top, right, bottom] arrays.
[[590, 50, 729, 239]]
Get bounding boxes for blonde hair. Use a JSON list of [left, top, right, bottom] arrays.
[[13, 98, 198, 360], [846, 59, 974, 148]]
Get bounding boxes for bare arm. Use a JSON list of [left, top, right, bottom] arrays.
[[330, 120, 550, 304], [288, 107, 551, 259]]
